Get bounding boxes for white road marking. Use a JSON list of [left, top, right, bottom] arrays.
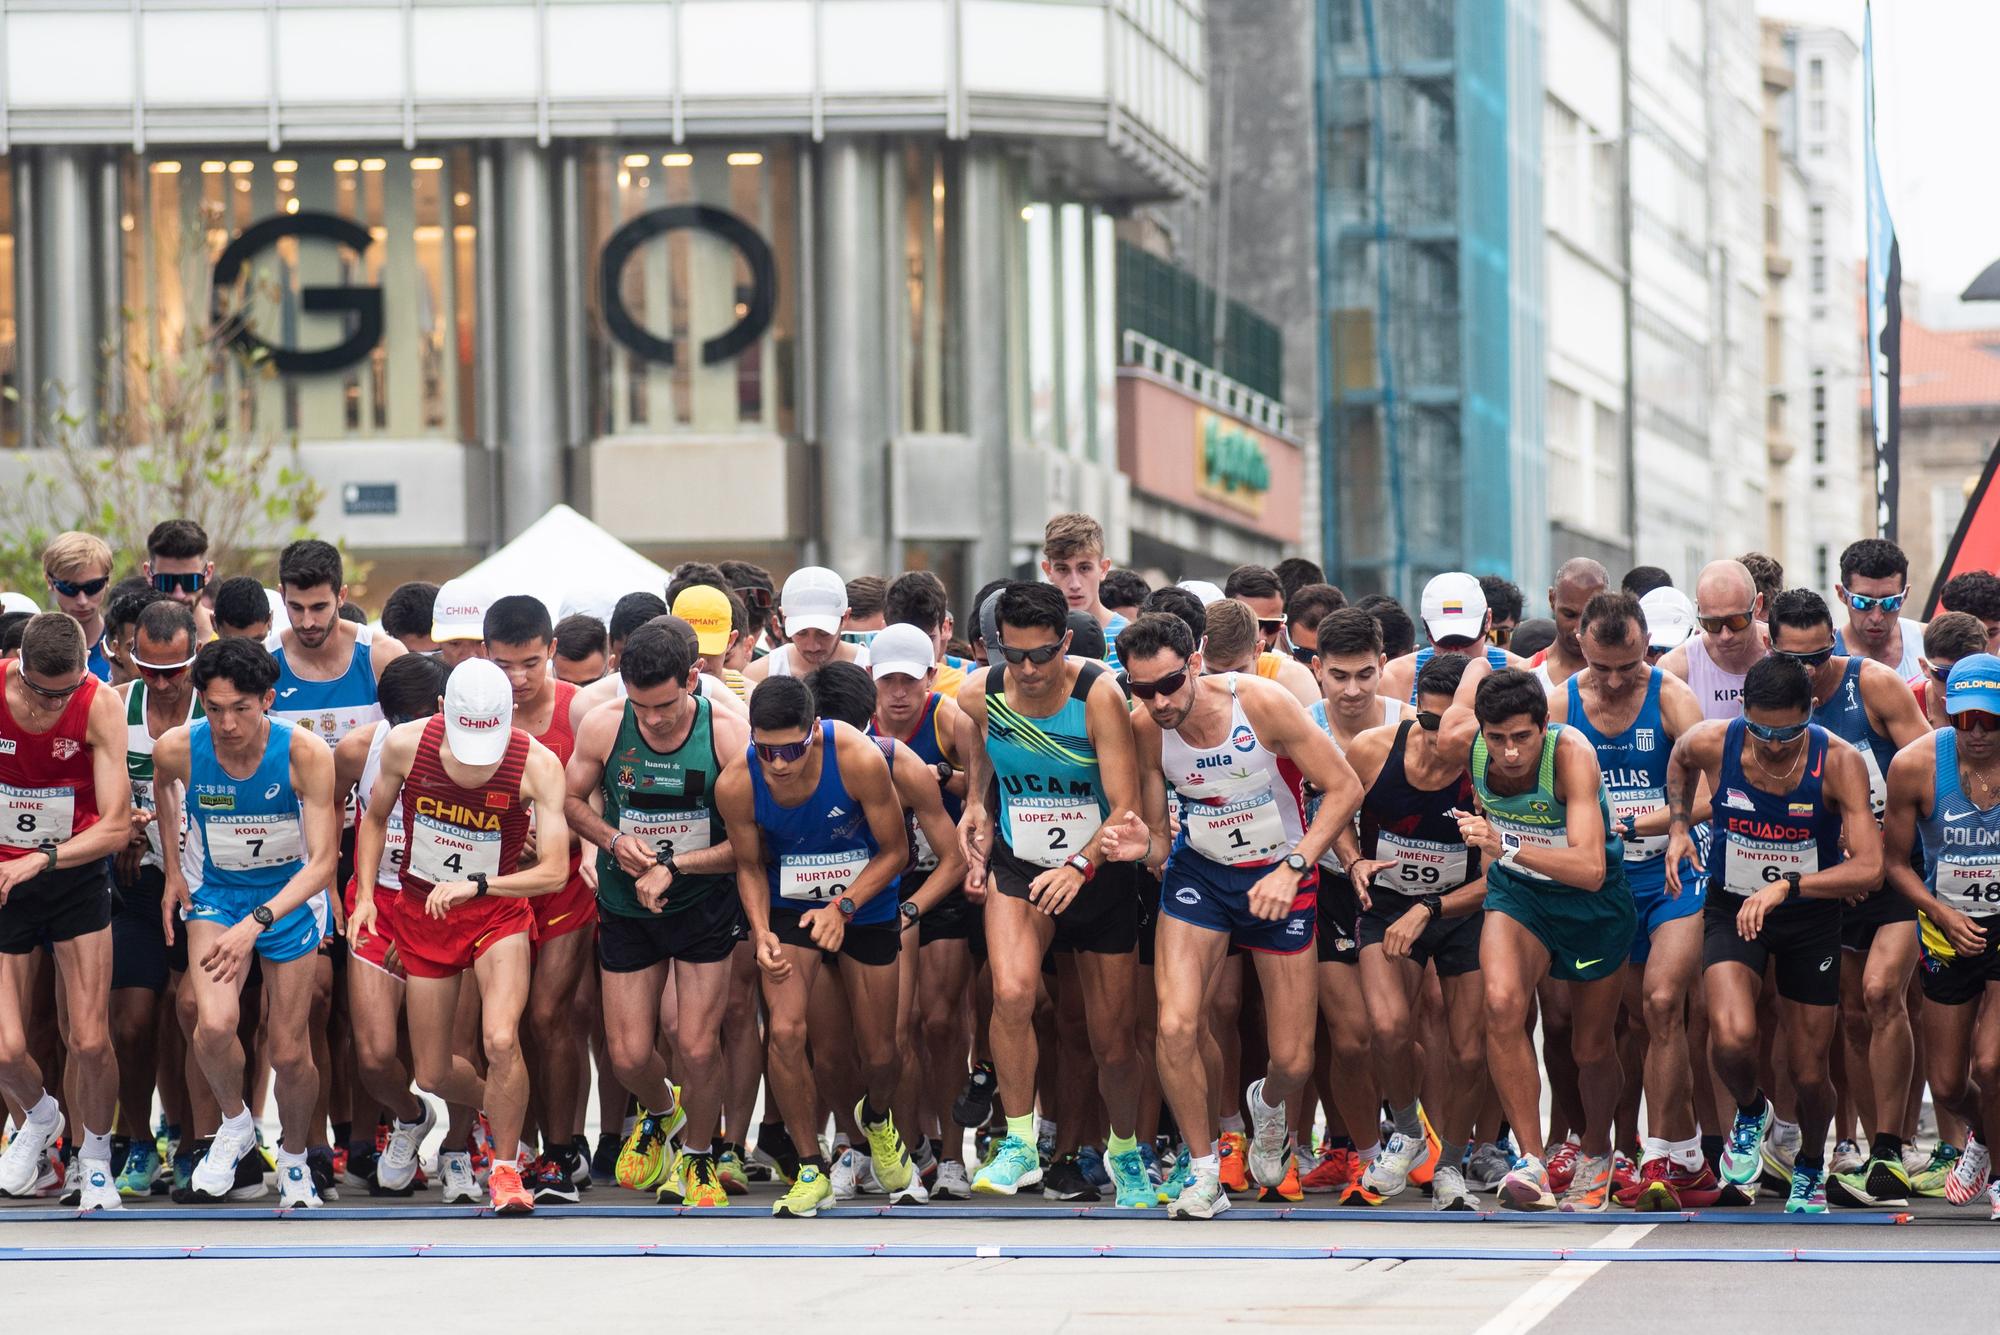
[[1471, 1223, 1656, 1335]]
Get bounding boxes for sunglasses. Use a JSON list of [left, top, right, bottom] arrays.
[[1842, 590, 1907, 614], [1697, 611, 1755, 635], [1416, 710, 1443, 732], [151, 572, 206, 595], [1744, 719, 1809, 744], [753, 729, 817, 764], [733, 584, 774, 611], [1773, 646, 1835, 670], [23, 674, 86, 704], [1290, 644, 1318, 666], [1927, 662, 1953, 684], [1124, 667, 1191, 701], [1954, 711, 2000, 734], [1257, 619, 1285, 638], [50, 576, 109, 599], [999, 642, 1065, 666], [135, 654, 197, 681], [1486, 627, 1511, 646]]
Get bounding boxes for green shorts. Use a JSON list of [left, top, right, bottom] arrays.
[[1483, 863, 1637, 983]]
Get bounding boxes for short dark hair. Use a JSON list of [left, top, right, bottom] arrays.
[[338, 602, 367, 624], [609, 592, 669, 646], [803, 661, 876, 729], [1940, 570, 2000, 623], [886, 570, 951, 635], [277, 539, 343, 594], [20, 612, 85, 676], [968, 579, 1010, 647], [1743, 656, 1813, 714], [1925, 612, 1988, 664], [1579, 591, 1645, 646], [644, 614, 702, 667], [212, 576, 271, 633], [1316, 607, 1383, 659], [134, 599, 197, 653], [1100, 569, 1152, 614], [1066, 611, 1106, 662], [845, 575, 887, 621], [554, 613, 608, 663], [381, 582, 439, 641], [1736, 552, 1784, 609], [106, 580, 169, 638], [1141, 586, 1207, 642], [1768, 587, 1833, 636], [192, 636, 280, 697], [1473, 668, 1548, 728], [1223, 564, 1282, 602], [1621, 566, 1674, 598], [1839, 538, 1908, 587], [620, 623, 697, 691], [0, 612, 29, 656], [1115, 612, 1195, 666], [1509, 618, 1557, 659], [749, 674, 816, 733], [1356, 594, 1416, 660], [379, 653, 448, 725], [484, 594, 553, 648], [1416, 650, 1470, 702], [720, 560, 776, 637], [1479, 575, 1524, 625], [996, 581, 1069, 638], [1274, 557, 1325, 603], [1286, 582, 1346, 634], [146, 519, 208, 562], [665, 561, 730, 611]]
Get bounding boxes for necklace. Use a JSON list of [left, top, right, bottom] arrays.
[[1967, 757, 2000, 806], [1750, 734, 1807, 790]]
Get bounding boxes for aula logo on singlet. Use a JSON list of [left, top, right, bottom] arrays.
[[1193, 754, 1251, 778]]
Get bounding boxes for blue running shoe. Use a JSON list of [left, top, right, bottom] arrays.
[[1721, 1101, 1773, 1188], [1156, 1147, 1192, 1205], [971, 1135, 1043, 1195], [1109, 1147, 1154, 1209], [117, 1145, 162, 1199], [1785, 1165, 1827, 1214], [1077, 1144, 1111, 1190]]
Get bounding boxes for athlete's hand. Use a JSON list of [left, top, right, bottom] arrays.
[[1098, 810, 1150, 863], [516, 829, 538, 870], [1027, 865, 1084, 916], [1382, 905, 1428, 959], [161, 871, 192, 946], [754, 927, 790, 981], [0, 855, 43, 907], [201, 920, 258, 986], [1454, 812, 1501, 858], [1936, 903, 1989, 958], [347, 897, 379, 950], [634, 863, 675, 914], [1345, 858, 1396, 903], [1246, 865, 1302, 922], [1736, 882, 1787, 940], [579, 855, 599, 893], [425, 880, 479, 918], [1664, 825, 1703, 898], [958, 805, 993, 893], [611, 832, 656, 879], [114, 841, 144, 889], [802, 904, 846, 953]]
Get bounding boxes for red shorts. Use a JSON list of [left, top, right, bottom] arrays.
[[531, 860, 599, 946], [395, 890, 534, 980], [342, 877, 405, 979]]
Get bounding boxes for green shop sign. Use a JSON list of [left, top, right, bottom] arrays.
[[1195, 408, 1271, 514]]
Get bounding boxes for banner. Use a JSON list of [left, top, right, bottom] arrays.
[[1925, 442, 2000, 617], [1864, 3, 1902, 540]]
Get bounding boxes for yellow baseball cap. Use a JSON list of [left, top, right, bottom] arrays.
[[672, 585, 733, 656]]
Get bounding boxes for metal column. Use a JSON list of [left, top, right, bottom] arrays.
[[31, 147, 102, 440], [495, 140, 565, 542], [814, 137, 890, 580], [959, 146, 1013, 588]]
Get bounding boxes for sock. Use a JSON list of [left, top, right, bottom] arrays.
[[1329, 1134, 1355, 1152], [622, 1114, 638, 1137], [800, 1153, 829, 1172], [82, 1128, 112, 1164], [1773, 1117, 1802, 1150], [1640, 1135, 1668, 1164], [1192, 1152, 1219, 1179], [1871, 1132, 1903, 1161], [275, 1145, 307, 1169], [1438, 1141, 1466, 1172], [1700, 1133, 1724, 1168], [1107, 1132, 1139, 1157], [1392, 1102, 1424, 1141], [1219, 1112, 1245, 1135], [1736, 1090, 1767, 1122], [27, 1092, 59, 1126], [1357, 1140, 1382, 1164], [222, 1107, 254, 1135], [1668, 1134, 1704, 1170], [1006, 1113, 1036, 1144], [1796, 1148, 1824, 1172], [681, 1141, 712, 1157], [860, 1099, 887, 1128], [928, 1137, 945, 1160]]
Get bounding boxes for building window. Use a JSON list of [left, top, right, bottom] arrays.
[[1811, 98, 1826, 133], [1811, 254, 1827, 294], [129, 150, 480, 443], [582, 144, 797, 438], [900, 143, 961, 436], [1813, 417, 1827, 464], [1815, 543, 1829, 590], [1809, 57, 1824, 92], [1809, 203, 1825, 245]]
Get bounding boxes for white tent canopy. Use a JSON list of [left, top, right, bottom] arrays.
[[456, 504, 672, 623]]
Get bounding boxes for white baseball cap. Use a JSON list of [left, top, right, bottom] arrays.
[[0, 591, 39, 616], [870, 623, 937, 681], [1420, 572, 1487, 644], [1179, 579, 1225, 607], [1641, 586, 1697, 651], [782, 566, 848, 638], [432, 578, 492, 644], [444, 658, 513, 766]]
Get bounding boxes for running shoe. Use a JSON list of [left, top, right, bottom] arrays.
[[830, 1146, 866, 1200], [1989, 1179, 2000, 1222], [1663, 1160, 1722, 1208], [952, 1061, 998, 1129], [1256, 1150, 1306, 1204], [171, 1142, 198, 1194], [856, 1099, 915, 1195], [773, 1164, 834, 1217], [616, 1098, 687, 1192], [571, 1136, 595, 1191], [307, 1147, 339, 1202], [0, 1111, 63, 1197], [591, 1131, 622, 1184], [1609, 1151, 1638, 1202], [1784, 1165, 1827, 1214], [1109, 1147, 1153, 1208], [1168, 1171, 1232, 1220], [1155, 1147, 1192, 1205], [1076, 1144, 1111, 1191], [749, 1123, 798, 1185], [972, 1135, 1043, 1196], [439, 1150, 483, 1205], [1360, 1129, 1431, 1198], [1042, 1151, 1101, 1202], [1948, 1138, 1991, 1206], [189, 1116, 260, 1200], [1558, 1154, 1612, 1212], [1545, 1137, 1583, 1195], [75, 1159, 120, 1212], [1302, 1144, 1354, 1195], [343, 1145, 380, 1193], [278, 1161, 323, 1210], [1407, 1106, 1443, 1191], [377, 1100, 436, 1193], [1217, 1130, 1250, 1193], [1720, 1102, 1773, 1189], [1827, 1155, 1911, 1208], [1430, 1163, 1476, 1212], [1500, 1155, 1557, 1211], [933, 1159, 974, 1200], [1902, 1142, 1935, 1178], [116, 1145, 162, 1199], [468, 1114, 496, 1184], [489, 1162, 534, 1214], [717, 1148, 750, 1196], [1760, 1132, 1799, 1191], [532, 1153, 581, 1205], [679, 1153, 729, 1208], [1828, 1138, 1865, 1175], [1910, 1143, 1962, 1199], [1465, 1141, 1513, 1191], [1244, 1079, 1292, 1189]]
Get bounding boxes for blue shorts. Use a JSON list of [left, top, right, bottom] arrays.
[[1626, 860, 1704, 965], [1158, 850, 1316, 955], [185, 885, 328, 965]]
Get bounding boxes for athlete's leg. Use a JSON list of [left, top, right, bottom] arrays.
[[1923, 987, 1981, 1137], [984, 892, 1058, 1124], [600, 960, 673, 1110], [720, 943, 763, 1147], [1071, 947, 1141, 1139], [1970, 984, 2000, 1149], [1480, 913, 1553, 1161], [1358, 946, 1424, 1107], [48, 929, 117, 1140], [1778, 994, 1840, 1167], [1838, 951, 1876, 1136], [1641, 915, 1701, 1143], [259, 953, 323, 1156], [526, 928, 592, 1151], [182, 922, 251, 1118], [1860, 926, 1918, 1148], [1437, 973, 1486, 1150], [1536, 975, 1581, 1146], [1209, 954, 1244, 1132], [1565, 970, 1626, 1157], [110, 983, 161, 1141], [1250, 946, 1317, 1106], [1318, 959, 1380, 1155], [1155, 916, 1229, 1159], [1615, 969, 1647, 1156], [403, 972, 484, 1115], [0, 954, 46, 1114], [919, 937, 973, 1141], [468, 935, 533, 1156], [891, 934, 924, 1136], [667, 958, 732, 1151], [347, 960, 421, 1119], [838, 952, 904, 1113], [1703, 961, 1764, 1108], [759, 945, 827, 1154]]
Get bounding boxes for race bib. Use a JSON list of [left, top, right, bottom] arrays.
[[1612, 791, 1668, 861], [381, 813, 408, 881], [1722, 836, 1819, 897], [619, 809, 713, 860], [910, 819, 939, 873], [1492, 819, 1564, 881], [0, 783, 75, 850], [1007, 796, 1100, 869], [778, 848, 871, 902], [409, 813, 503, 883], [1861, 749, 1887, 818], [1934, 860, 2000, 914], [206, 814, 304, 872], [1184, 786, 1289, 865], [1373, 829, 1470, 893]]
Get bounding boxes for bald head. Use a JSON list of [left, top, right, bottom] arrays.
[[1548, 558, 1611, 661], [1554, 558, 1609, 594], [1694, 560, 1758, 618]]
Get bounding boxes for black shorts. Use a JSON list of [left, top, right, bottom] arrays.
[[1137, 871, 1163, 968], [989, 839, 1138, 956], [598, 891, 748, 972], [1317, 872, 1360, 965], [1702, 892, 1841, 1006], [918, 889, 976, 945], [0, 859, 114, 954], [1358, 896, 1483, 977], [111, 865, 170, 992], [770, 906, 900, 967], [1841, 885, 1918, 951], [1918, 913, 2000, 1006]]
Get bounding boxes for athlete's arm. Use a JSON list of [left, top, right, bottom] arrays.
[[930, 694, 971, 799], [627, 709, 748, 910], [1327, 726, 1394, 891], [201, 729, 339, 985], [349, 722, 416, 945], [563, 701, 648, 874], [1271, 655, 1322, 709], [1246, 680, 1362, 869], [1635, 674, 1714, 839], [57, 683, 137, 870], [1810, 739, 1886, 901], [1657, 642, 1693, 684], [368, 630, 408, 680], [426, 742, 571, 918], [890, 745, 967, 917], [1545, 683, 1570, 725], [1472, 730, 1610, 891], [1435, 655, 1497, 768], [1100, 712, 1170, 873], [1861, 659, 1932, 746], [568, 676, 620, 737], [150, 727, 192, 942], [953, 675, 995, 893], [1018, 671, 1138, 916], [1663, 720, 1723, 895], [716, 762, 787, 978], [743, 653, 775, 685], [830, 725, 910, 915]]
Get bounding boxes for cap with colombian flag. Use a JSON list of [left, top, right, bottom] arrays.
[[1420, 572, 1487, 645]]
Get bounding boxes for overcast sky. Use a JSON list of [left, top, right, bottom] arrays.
[[1760, 0, 2000, 328]]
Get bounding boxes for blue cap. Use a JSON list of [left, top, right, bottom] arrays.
[[1945, 653, 2000, 716]]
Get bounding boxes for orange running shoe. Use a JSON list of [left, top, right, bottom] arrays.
[[1256, 1151, 1305, 1203], [1406, 1106, 1443, 1190], [1339, 1152, 1385, 1207], [1218, 1131, 1250, 1194], [1302, 1145, 1355, 1195], [489, 1162, 535, 1215]]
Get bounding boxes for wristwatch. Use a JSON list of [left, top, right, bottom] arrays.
[[1782, 871, 1802, 901], [934, 761, 954, 785], [251, 904, 275, 929], [1282, 852, 1310, 876], [1421, 893, 1444, 922], [1064, 852, 1097, 882], [1498, 832, 1523, 867], [655, 846, 679, 879], [836, 895, 858, 919], [899, 899, 921, 928], [471, 872, 490, 898]]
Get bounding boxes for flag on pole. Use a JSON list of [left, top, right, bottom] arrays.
[[1925, 443, 2000, 616], [1863, 2, 1902, 541]]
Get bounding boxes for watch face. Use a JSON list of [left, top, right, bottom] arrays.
[[1501, 832, 1522, 851]]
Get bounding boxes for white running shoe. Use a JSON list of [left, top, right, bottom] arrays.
[[439, 1150, 483, 1205], [1167, 1171, 1232, 1220], [0, 1110, 64, 1197], [831, 1146, 863, 1200], [190, 1115, 259, 1199], [1989, 1179, 2000, 1223], [278, 1161, 324, 1209], [1244, 1078, 1291, 1188], [1949, 1138, 1992, 1207], [1431, 1163, 1477, 1212], [377, 1099, 437, 1193], [888, 1168, 929, 1205], [1902, 1142, 1934, 1178], [1465, 1142, 1512, 1190], [933, 1159, 973, 1199], [1360, 1130, 1431, 1198], [1829, 1139, 1865, 1175], [76, 1159, 120, 1211]]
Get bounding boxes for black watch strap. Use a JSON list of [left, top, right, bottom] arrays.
[[1783, 871, 1801, 900], [472, 872, 489, 898]]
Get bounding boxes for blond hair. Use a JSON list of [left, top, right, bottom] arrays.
[[1043, 512, 1106, 561], [41, 531, 114, 581]]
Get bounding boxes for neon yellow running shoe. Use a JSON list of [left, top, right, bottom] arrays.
[[856, 1098, 914, 1194], [677, 1152, 729, 1208], [616, 1089, 688, 1192], [772, 1164, 834, 1218]]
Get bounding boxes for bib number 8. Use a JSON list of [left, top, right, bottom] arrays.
[[15, 814, 33, 834]]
